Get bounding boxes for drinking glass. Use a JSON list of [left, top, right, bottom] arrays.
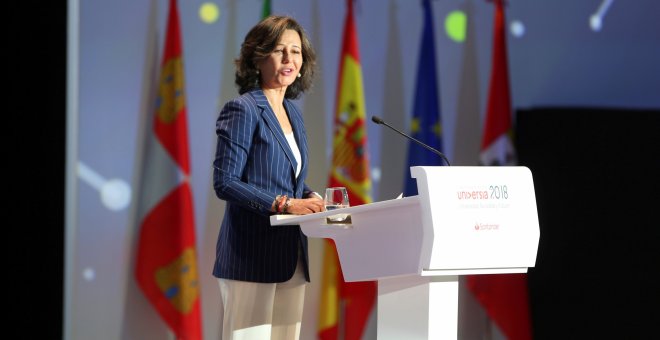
[[324, 187, 350, 223]]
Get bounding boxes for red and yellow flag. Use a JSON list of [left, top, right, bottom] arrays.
[[467, 1, 531, 340], [135, 0, 202, 339], [319, 1, 376, 339]]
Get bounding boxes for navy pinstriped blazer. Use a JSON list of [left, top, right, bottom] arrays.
[[212, 89, 314, 283]]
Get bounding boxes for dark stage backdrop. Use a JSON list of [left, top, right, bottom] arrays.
[[10, 1, 66, 339], [516, 108, 660, 339]]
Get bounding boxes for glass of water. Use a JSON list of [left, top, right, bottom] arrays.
[[324, 187, 350, 223]]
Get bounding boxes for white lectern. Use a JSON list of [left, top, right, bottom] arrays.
[[271, 166, 540, 339]]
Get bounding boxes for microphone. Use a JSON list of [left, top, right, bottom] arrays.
[[371, 115, 451, 166]]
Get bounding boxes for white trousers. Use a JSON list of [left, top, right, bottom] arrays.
[[217, 257, 307, 340]]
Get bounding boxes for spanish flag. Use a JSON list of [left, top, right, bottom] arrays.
[[135, 0, 202, 338], [466, 1, 531, 339], [318, 1, 376, 339]]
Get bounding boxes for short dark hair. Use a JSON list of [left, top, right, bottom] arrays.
[[235, 15, 317, 99]]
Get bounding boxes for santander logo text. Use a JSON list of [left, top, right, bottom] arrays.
[[474, 223, 499, 231]]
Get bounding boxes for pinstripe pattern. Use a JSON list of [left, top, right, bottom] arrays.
[[213, 89, 314, 283]]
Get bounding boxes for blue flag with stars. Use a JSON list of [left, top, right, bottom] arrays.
[[403, 0, 445, 197]]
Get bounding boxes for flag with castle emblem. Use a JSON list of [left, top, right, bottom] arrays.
[[318, 0, 376, 339], [466, 1, 531, 340], [135, 0, 202, 339]]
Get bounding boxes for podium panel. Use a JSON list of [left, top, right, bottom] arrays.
[[412, 166, 540, 272], [272, 196, 424, 281]]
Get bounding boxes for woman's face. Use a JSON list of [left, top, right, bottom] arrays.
[[258, 29, 303, 91]]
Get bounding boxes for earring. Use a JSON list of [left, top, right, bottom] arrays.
[[256, 70, 260, 74], [297, 73, 301, 78]]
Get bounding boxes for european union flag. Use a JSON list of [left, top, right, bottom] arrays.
[[403, 0, 445, 197]]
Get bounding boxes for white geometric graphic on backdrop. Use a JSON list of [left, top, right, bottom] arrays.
[[77, 161, 131, 211]]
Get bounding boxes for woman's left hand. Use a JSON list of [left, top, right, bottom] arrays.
[[286, 197, 325, 215]]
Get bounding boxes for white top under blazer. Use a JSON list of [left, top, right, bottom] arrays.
[[285, 132, 302, 178]]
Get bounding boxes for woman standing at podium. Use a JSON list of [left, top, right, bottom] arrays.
[[212, 15, 325, 340]]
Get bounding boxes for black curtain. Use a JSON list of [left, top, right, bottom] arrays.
[[10, 2, 66, 338], [516, 108, 660, 339]]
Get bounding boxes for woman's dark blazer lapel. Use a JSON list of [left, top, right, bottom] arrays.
[[249, 90, 305, 186]]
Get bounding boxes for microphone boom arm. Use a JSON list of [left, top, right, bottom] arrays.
[[371, 115, 451, 166]]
